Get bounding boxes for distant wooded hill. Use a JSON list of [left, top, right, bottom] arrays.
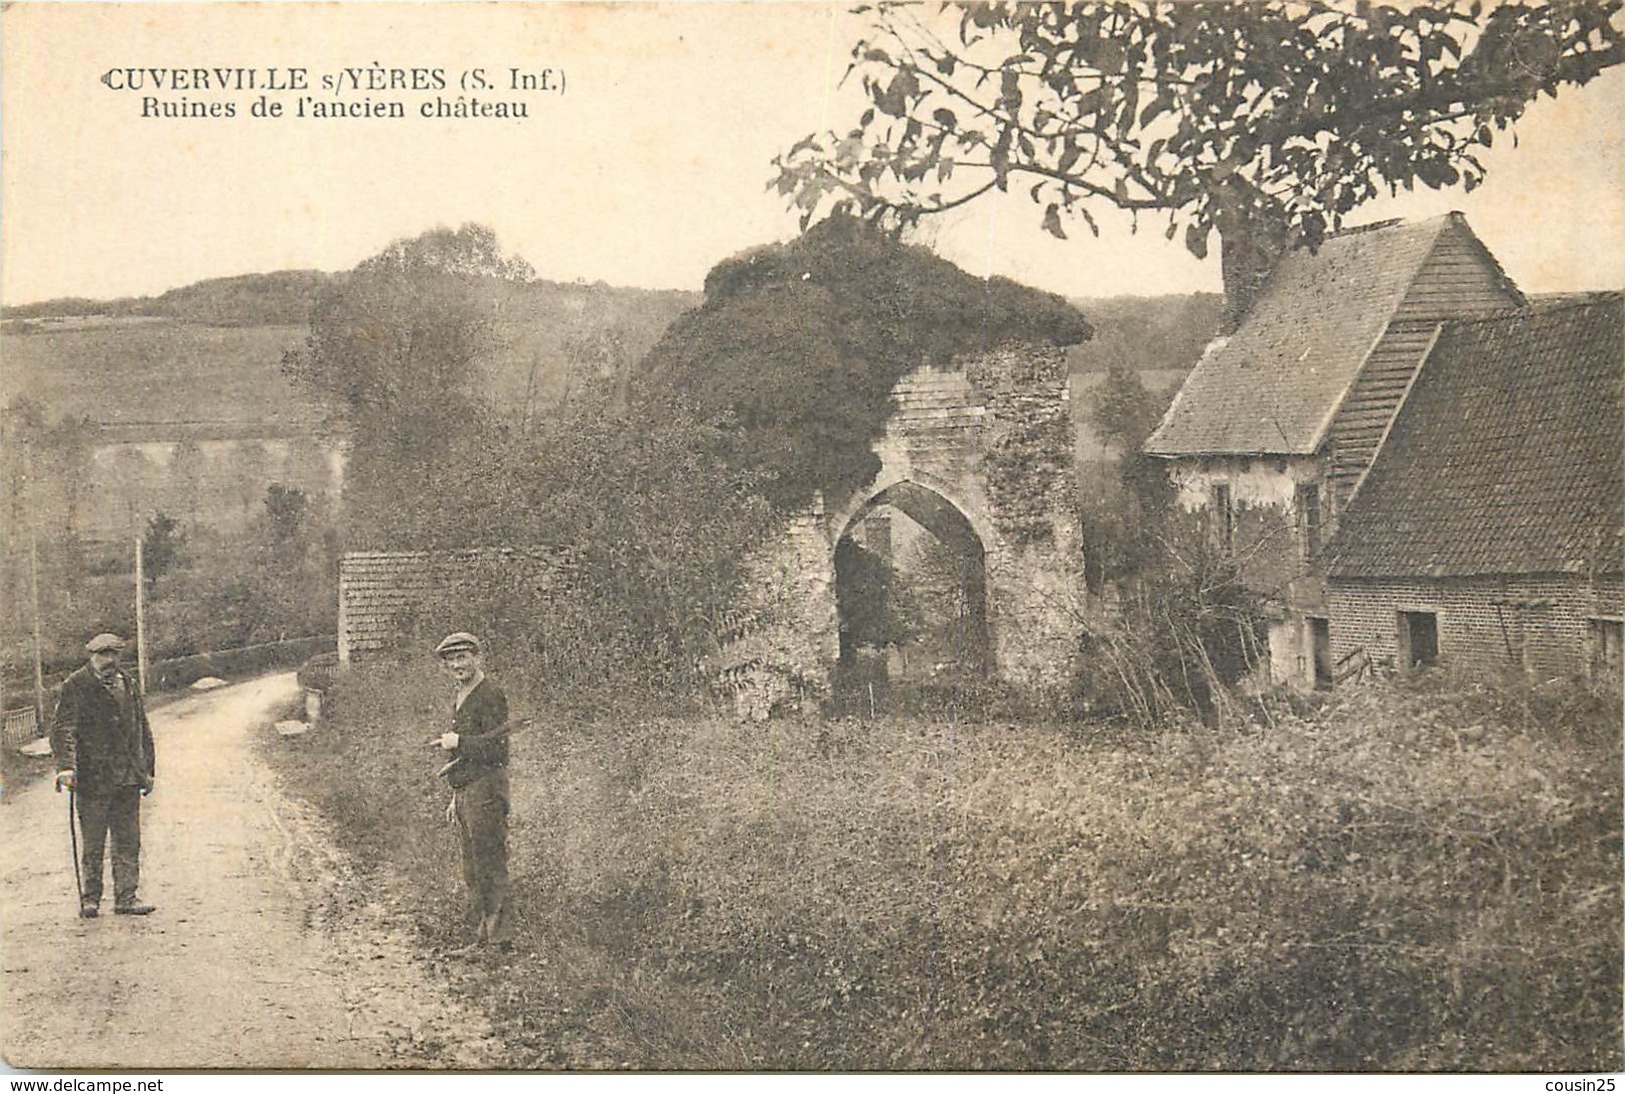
[[1, 272, 705, 545], [5, 270, 1221, 434], [1067, 292, 1222, 379], [3, 270, 341, 327], [3, 273, 703, 432]]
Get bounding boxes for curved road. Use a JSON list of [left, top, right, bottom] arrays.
[[2, 673, 499, 1070]]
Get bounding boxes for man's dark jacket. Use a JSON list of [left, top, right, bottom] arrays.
[[50, 665, 155, 792], [442, 677, 508, 790]]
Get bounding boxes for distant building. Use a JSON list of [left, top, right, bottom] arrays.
[[1143, 212, 1524, 688], [1324, 294, 1623, 686]]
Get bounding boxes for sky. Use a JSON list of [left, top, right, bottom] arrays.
[[2, 2, 1623, 308]]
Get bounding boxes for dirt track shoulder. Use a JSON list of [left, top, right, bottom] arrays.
[[1, 673, 501, 1070]]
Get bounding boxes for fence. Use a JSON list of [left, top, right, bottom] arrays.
[[3, 706, 39, 750], [5, 634, 335, 751]]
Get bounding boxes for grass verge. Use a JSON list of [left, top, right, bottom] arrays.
[[261, 659, 1622, 1071]]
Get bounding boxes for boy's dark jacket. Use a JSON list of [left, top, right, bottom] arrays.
[[443, 677, 508, 788], [51, 665, 155, 792]]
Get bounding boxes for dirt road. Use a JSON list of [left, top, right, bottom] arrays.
[[2, 673, 501, 1070]]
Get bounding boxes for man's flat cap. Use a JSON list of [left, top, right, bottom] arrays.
[[435, 632, 482, 658], [86, 633, 125, 653]]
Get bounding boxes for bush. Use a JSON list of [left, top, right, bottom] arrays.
[[1074, 541, 1267, 726], [374, 398, 776, 713], [145, 635, 334, 692], [267, 664, 1621, 1070]]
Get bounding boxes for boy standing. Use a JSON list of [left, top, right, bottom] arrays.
[[433, 632, 513, 949]]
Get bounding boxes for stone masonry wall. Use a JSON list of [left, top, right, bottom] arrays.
[[715, 344, 1085, 708], [705, 508, 838, 720], [966, 346, 1085, 686]]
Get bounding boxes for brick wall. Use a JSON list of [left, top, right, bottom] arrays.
[[338, 547, 571, 664], [1327, 574, 1624, 681]]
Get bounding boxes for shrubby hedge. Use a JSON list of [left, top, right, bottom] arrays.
[[268, 667, 1621, 1070], [146, 634, 334, 692]]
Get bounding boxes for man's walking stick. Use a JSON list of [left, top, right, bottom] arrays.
[[66, 785, 83, 909]]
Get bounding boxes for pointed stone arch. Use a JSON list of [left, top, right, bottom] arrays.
[[833, 476, 993, 683], [713, 349, 1086, 717]]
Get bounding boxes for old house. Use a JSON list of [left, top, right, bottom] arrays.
[[1324, 294, 1623, 685], [1143, 212, 1522, 688]]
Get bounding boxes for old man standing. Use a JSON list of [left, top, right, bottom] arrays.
[[51, 633, 156, 918], [433, 632, 513, 949]]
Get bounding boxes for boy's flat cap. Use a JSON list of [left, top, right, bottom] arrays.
[[434, 632, 482, 658]]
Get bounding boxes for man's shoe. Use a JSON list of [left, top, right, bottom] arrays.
[[113, 902, 155, 916], [79, 903, 99, 919]]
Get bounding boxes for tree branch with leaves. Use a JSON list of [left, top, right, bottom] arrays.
[[774, 1, 1624, 325]]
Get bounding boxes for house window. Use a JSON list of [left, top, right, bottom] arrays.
[[1590, 619, 1623, 689], [1297, 483, 1322, 561], [1210, 483, 1234, 554], [1398, 610, 1439, 670]]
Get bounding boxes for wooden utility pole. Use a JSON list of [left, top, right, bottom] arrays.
[[29, 525, 45, 720], [134, 534, 148, 695]]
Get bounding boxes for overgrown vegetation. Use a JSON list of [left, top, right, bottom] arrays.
[[1066, 354, 1266, 726], [1079, 361, 1180, 589], [268, 667, 1622, 1070], [641, 215, 1089, 511], [1075, 540, 1265, 725], [272, 220, 1092, 709], [272, 225, 779, 705]]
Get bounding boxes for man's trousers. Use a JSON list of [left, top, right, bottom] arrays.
[[454, 771, 511, 943], [75, 786, 142, 906]]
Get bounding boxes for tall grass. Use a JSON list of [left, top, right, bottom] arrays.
[[266, 660, 1622, 1071]]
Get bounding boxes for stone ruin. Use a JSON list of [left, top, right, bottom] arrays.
[[710, 345, 1086, 718]]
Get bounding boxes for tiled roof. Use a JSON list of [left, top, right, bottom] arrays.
[[1327, 295, 1624, 579], [1145, 215, 1456, 455]]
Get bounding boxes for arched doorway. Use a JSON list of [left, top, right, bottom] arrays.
[[833, 480, 989, 708]]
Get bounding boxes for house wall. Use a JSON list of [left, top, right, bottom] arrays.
[[1391, 217, 1521, 323], [1166, 454, 1323, 598], [1326, 574, 1625, 681], [705, 509, 838, 720], [1165, 455, 1339, 689], [338, 547, 572, 665]]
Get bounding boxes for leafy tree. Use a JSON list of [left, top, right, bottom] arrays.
[[1081, 362, 1178, 588], [640, 215, 1090, 510], [3, 400, 97, 544], [264, 484, 309, 547], [560, 322, 632, 411], [282, 224, 534, 547], [393, 391, 777, 703], [775, 1, 1625, 326], [141, 513, 186, 591], [166, 439, 206, 523]]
